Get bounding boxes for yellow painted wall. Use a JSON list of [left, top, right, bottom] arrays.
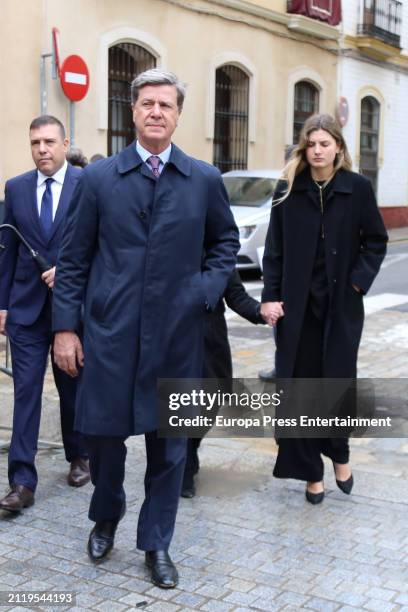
[[0, 0, 338, 194]]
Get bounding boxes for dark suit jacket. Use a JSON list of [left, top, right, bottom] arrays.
[[52, 142, 240, 435], [0, 164, 81, 325]]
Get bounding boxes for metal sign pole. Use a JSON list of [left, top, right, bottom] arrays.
[[69, 101, 75, 147]]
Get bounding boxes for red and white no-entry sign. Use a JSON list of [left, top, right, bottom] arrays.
[[60, 54, 90, 102]]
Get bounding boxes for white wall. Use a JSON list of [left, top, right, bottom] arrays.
[[338, 56, 408, 207]]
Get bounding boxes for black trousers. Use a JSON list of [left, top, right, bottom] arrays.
[[273, 304, 349, 482]]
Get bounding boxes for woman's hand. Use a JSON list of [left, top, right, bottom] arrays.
[[260, 301, 284, 326]]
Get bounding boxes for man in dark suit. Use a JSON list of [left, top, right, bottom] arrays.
[[52, 69, 239, 588], [0, 116, 90, 513]]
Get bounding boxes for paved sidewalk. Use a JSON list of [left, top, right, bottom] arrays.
[[0, 227, 407, 611]]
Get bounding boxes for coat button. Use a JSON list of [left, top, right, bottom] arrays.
[[331, 248, 337, 255], [333, 278, 337, 283], [139, 210, 147, 219]]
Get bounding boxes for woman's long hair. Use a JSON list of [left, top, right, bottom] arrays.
[[275, 114, 353, 204]]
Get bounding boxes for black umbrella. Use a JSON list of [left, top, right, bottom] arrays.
[[0, 224, 52, 273]]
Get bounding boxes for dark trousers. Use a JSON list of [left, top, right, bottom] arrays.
[[183, 438, 201, 487], [85, 432, 187, 551], [6, 300, 87, 492], [273, 304, 349, 482]]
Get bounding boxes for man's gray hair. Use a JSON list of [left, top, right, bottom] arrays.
[[130, 68, 186, 110]]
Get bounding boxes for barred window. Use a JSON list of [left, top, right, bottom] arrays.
[[360, 96, 380, 194], [213, 65, 249, 173], [108, 43, 156, 155], [293, 81, 319, 143]]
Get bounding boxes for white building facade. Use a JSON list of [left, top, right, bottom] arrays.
[[338, 0, 408, 227]]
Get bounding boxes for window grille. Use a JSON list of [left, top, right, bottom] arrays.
[[108, 43, 156, 155], [213, 65, 249, 173], [293, 81, 319, 144], [360, 96, 380, 194]]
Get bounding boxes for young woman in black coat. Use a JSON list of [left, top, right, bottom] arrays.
[[181, 269, 265, 497], [261, 114, 388, 504]]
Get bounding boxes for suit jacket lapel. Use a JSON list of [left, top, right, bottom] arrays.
[[48, 165, 77, 243], [25, 170, 48, 242]]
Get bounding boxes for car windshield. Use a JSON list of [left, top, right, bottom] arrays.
[[223, 177, 278, 207]]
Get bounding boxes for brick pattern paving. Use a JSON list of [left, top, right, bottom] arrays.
[[0, 268, 407, 609]]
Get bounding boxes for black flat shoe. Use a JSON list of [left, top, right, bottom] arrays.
[[336, 473, 354, 495], [145, 550, 178, 588], [305, 489, 325, 505], [87, 520, 118, 561]]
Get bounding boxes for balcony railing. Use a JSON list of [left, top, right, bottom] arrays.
[[358, 0, 402, 48]]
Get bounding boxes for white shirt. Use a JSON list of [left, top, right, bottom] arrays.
[[36, 160, 68, 220], [136, 141, 172, 176]]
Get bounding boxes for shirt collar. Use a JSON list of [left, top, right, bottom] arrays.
[[136, 141, 172, 166], [37, 159, 68, 186]]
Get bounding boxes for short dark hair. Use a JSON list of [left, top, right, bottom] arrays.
[[66, 147, 88, 168], [89, 153, 105, 163], [29, 115, 66, 139]]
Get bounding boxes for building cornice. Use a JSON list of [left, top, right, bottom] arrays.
[[163, 0, 340, 43], [286, 13, 340, 41], [345, 34, 405, 63]]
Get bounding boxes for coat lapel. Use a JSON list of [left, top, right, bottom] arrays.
[[292, 168, 320, 211]]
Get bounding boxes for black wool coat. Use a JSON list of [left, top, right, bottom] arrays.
[[204, 269, 264, 379], [262, 168, 388, 378]]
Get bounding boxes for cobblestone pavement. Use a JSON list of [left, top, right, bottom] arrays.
[[0, 230, 407, 611]]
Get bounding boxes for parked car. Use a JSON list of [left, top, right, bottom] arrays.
[[222, 169, 281, 271]]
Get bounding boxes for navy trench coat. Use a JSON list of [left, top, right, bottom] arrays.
[[52, 143, 240, 436], [262, 168, 388, 378]]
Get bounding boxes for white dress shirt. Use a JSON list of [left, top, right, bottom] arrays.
[[36, 160, 68, 220], [136, 141, 171, 176]]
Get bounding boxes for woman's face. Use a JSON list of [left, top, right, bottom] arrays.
[[305, 129, 340, 173]]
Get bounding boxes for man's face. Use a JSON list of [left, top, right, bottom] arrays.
[[132, 84, 180, 153], [30, 124, 68, 176]]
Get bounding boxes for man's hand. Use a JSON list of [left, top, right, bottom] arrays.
[[41, 266, 56, 289], [260, 301, 284, 327], [0, 311, 7, 336], [352, 284, 362, 294], [53, 331, 84, 377]]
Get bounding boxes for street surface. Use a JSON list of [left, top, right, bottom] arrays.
[[0, 230, 407, 610]]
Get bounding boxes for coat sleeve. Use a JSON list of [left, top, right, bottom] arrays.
[[0, 182, 19, 310], [350, 178, 388, 295], [202, 170, 240, 310], [261, 192, 284, 303], [52, 170, 99, 332], [224, 269, 263, 324]]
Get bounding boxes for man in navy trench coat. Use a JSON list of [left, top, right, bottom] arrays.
[[52, 69, 239, 588]]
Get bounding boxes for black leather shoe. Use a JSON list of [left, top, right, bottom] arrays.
[[87, 520, 118, 561], [67, 458, 91, 487], [145, 550, 178, 588], [258, 368, 276, 382], [181, 482, 196, 498], [336, 473, 354, 495], [0, 484, 35, 512], [181, 474, 196, 498]]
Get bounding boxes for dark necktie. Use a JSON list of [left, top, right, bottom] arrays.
[[147, 155, 161, 179], [40, 178, 54, 237]]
